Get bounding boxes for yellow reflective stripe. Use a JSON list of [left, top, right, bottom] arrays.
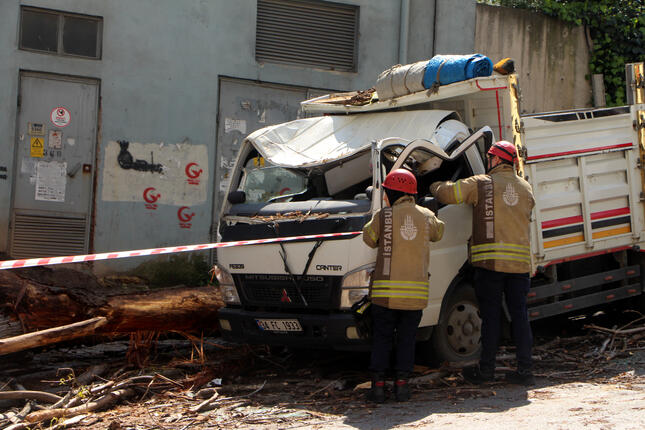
[[372, 292, 428, 300], [365, 224, 378, 243], [471, 242, 529, 252], [372, 285, 428, 291], [453, 181, 463, 203], [472, 250, 530, 258], [373, 280, 428, 286], [372, 279, 429, 299], [471, 249, 530, 257], [471, 252, 530, 263], [472, 252, 529, 260]]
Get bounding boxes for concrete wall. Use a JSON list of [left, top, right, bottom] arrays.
[[407, 0, 477, 63], [475, 3, 592, 114], [0, 0, 476, 272]]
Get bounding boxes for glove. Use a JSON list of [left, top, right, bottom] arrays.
[[351, 295, 372, 339]]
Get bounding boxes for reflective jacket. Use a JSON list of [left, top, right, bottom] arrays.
[[430, 164, 535, 274], [363, 195, 445, 310]]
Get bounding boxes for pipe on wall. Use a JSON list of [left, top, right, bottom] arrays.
[[399, 0, 409, 64], [432, 0, 438, 57]]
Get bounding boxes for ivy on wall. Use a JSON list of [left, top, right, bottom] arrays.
[[480, 0, 645, 106]]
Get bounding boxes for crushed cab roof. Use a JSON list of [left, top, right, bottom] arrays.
[[245, 110, 455, 168]]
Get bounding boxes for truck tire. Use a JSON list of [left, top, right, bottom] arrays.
[[430, 283, 482, 365]]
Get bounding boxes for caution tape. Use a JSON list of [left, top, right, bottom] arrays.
[[0, 231, 362, 270]]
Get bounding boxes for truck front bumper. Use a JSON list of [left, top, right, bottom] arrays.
[[217, 308, 370, 351]]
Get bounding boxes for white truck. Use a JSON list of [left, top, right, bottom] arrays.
[[213, 63, 645, 363]]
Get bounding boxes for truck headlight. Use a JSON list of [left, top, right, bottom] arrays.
[[213, 264, 241, 305], [340, 266, 373, 309]]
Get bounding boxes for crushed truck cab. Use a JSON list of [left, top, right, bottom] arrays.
[[215, 63, 645, 362]]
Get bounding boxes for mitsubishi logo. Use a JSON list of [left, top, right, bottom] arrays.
[[280, 288, 292, 304]]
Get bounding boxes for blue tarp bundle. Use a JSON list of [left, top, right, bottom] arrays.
[[422, 54, 493, 88]]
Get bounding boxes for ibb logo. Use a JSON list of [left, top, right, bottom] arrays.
[[143, 187, 161, 210], [178, 206, 195, 229], [185, 162, 203, 185]]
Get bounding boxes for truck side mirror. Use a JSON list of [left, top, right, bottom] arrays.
[[365, 186, 373, 201], [418, 196, 439, 214], [228, 190, 246, 204]]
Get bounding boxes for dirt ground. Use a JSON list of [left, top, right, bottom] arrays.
[[74, 355, 645, 430], [1, 312, 644, 429]]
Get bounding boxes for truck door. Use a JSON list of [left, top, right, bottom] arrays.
[[374, 126, 491, 327], [9, 72, 99, 259]]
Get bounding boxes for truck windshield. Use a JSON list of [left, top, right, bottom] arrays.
[[241, 164, 307, 203]]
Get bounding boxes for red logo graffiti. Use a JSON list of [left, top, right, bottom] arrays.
[[143, 187, 161, 210], [185, 162, 203, 185], [178, 206, 195, 229]]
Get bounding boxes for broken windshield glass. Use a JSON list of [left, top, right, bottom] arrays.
[[241, 163, 307, 203]]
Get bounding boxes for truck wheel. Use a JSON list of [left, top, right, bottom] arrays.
[[430, 283, 482, 365]]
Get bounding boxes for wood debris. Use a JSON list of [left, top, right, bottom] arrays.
[[251, 211, 329, 222], [1, 312, 644, 428]]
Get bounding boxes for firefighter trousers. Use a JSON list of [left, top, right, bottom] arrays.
[[474, 268, 533, 373], [369, 304, 422, 375]]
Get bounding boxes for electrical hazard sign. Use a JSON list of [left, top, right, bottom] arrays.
[[30, 137, 44, 158]]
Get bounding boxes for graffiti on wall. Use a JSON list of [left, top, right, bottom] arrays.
[[185, 162, 203, 185], [143, 187, 161, 210], [117, 140, 164, 173], [177, 206, 195, 229], [101, 140, 208, 206]]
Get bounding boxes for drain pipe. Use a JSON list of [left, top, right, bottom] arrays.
[[431, 0, 438, 57], [399, 0, 409, 64]]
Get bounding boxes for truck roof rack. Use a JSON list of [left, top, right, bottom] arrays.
[[300, 75, 512, 115]]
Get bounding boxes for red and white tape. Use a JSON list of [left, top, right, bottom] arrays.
[[0, 231, 362, 270]]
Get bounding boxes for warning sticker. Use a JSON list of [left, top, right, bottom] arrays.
[[224, 118, 246, 134], [49, 130, 63, 149], [28, 122, 45, 136], [50, 107, 71, 128], [30, 137, 44, 158], [35, 161, 67, 202]]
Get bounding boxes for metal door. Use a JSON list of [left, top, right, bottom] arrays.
[[214, 79, 320, 221], [9, 72, 99, 258]]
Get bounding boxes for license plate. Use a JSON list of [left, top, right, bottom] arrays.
[[256, 319, 303, 332]]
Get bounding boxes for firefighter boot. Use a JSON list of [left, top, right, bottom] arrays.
[[367, 374, 386, 403], [462, 366, 495, 385], [394, 372, 411, 402], [505, 368, 535, 386]]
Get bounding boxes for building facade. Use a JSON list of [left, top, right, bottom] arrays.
[[0, 0, 475, 274]]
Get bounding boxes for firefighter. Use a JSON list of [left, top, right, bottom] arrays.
[[363, 168, 445, 402], [429, 140, 536, 386]]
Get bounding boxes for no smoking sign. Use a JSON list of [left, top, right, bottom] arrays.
[[50, 106, 71, 128]]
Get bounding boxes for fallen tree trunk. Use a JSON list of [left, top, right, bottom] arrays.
[[0, 267, 223, 354], [0, 317, 107, 355]]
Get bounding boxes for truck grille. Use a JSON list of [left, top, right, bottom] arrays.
[[235, 274, 340, 309]]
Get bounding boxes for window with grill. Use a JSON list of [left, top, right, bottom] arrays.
[[256, 0, 359, 72], [19, 7, 102, 59]]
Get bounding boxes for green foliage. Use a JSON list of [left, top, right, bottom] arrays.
[[480, 0, 645, 106], [132, 253, 212, 288]]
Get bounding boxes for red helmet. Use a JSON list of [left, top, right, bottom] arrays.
[[487, 140, 517, 163], [382, 169, 417, 194]]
